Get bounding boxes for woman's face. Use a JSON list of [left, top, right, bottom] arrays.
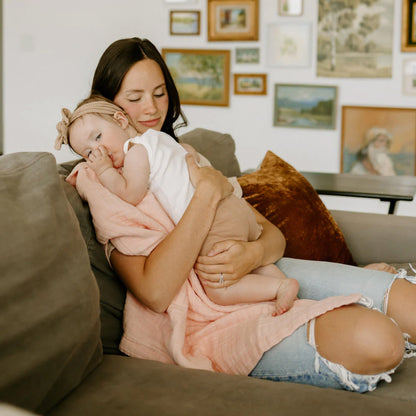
[[114, 59, 169, 135]]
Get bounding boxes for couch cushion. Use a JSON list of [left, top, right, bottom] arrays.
[[179, 128, 242, 177], [0, 152, 102, 413], [58, 160, 126, 355], [238, 151, 355, 264]]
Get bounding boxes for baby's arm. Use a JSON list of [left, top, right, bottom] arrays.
[[87, 144, 150, 206]]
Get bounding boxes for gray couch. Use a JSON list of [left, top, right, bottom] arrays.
[[1, 128, 416, 416]]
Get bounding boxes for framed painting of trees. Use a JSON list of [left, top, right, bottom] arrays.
[[317, 0, 394, 78], [161, 48, 230, 106]]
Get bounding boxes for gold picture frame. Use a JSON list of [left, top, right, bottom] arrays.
[[341, 106, 416, 176], [402, 0, 416, 51], [170, 10, 201, 35], [207, 0, 259, 41], [234, 73, 267, 95], [162, 48, 230, 106]]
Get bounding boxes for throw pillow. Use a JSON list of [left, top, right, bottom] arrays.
[[238, 151, 355, 265]]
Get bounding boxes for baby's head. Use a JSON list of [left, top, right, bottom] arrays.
[[55, 95, 137, 167]]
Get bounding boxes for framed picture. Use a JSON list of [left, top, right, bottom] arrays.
[[317, 0, 394, 78], [341, 106, 416, 176], [402, 0, 416, 51], [162, 48, 230, 106], [278, 0, 303, 16], [403, 58, 416, 95], [235, 47, 260, 64], [273, 84, 337, 129], [234, 73, 267, 95], [207, 0, 259, 41], [170, 10, 200, 35], [267, 22, 311, 67]]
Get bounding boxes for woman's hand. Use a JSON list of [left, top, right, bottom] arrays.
[[195, 206, 287, 288], [186, 153, 233, 203], [195, 239, 258, 288]]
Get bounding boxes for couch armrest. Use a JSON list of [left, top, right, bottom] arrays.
[[331, 210, 416, 265]]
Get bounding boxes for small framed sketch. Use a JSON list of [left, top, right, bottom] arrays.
[[341, 106, 416, 175], [234, 73, 267, 95], [402, 0, 416, 51], [235, 47, 260, 64], [403, 58, 416, 95], [267, 22, 311, 67], [208, 0, 259, 41], [274, 84, 337, 129], [170, 10, 201, 35], [278, 0, 303, 16], [162, 48, 230, 106]]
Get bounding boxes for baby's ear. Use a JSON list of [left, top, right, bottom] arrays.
[[114, 111, 129, 129]]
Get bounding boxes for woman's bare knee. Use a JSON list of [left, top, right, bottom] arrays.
[[314, 305, 404, 375]]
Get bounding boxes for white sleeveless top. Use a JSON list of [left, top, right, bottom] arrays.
[[123, 129, 194, 225]]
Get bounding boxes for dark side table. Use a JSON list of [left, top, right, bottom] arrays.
[[301, 172, 416, 215]]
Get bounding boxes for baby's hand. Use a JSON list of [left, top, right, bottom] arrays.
[[87, 146, 113, 176]]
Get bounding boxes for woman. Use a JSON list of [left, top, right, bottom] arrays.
[[90, 37, 416, 392]]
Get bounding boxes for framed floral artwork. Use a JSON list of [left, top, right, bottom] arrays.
[[207, 0, 259, 41], [278, 0, 303, 16], [267, 22, 311, 67], [162, 48, 230, 106]]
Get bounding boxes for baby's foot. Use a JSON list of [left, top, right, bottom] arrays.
[[274, 278, 299, 316]]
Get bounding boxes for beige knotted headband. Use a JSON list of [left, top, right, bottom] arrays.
[[55, 99, 125, 150]]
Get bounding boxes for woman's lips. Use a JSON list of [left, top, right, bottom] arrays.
[[139, 118, 160, 128]]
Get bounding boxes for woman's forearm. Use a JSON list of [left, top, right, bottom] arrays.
[[111, 163, 231, 313]]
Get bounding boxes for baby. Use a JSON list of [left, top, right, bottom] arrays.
[[55, 95, 299, 315]]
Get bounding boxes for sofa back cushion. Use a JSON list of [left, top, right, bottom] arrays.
[[0, 152, 102, 413]]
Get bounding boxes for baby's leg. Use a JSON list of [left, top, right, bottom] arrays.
[[203, 264, 298, 314]]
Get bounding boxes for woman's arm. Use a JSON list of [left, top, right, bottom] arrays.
[[110, 154, 233, 313], [194, 206, 286, 288]]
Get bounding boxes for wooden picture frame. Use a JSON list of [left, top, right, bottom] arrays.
[[273, 84, 337, 129], [402, 0, 416, 51], [207, 0, 259, 41], [234, 73, 267, 95], [267, 22, 311, 67], [341, 106, 416, 176], [162, 48, 230, 106], [278, 0, 303, 16], [403, 58, 416, 95], [170, 10, 200, 35]]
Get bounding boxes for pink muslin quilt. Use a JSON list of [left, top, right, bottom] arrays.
[[67, 162, 362, 375]]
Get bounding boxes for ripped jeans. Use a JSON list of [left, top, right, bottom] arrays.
[[249, 258, 416, 392]]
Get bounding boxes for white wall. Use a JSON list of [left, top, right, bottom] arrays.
[[3, 0, 416, 215]]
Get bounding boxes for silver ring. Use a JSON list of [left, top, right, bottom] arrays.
[[219, 272, 224, 285]]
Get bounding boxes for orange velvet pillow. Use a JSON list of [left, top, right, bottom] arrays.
[[238, 151, 355, 265]]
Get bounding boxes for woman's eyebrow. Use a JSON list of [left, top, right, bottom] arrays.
[[125, 83, 166, 94]]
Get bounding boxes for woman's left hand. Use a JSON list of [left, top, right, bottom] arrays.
[[195, 239, 258, 288]]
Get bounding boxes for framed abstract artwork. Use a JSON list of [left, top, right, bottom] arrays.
[[162, 48, 230, 106]]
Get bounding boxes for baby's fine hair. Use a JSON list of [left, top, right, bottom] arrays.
[[55, 95, 130, 150]]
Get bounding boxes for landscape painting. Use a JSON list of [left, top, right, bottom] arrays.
[[162, 48, 230, 106], [317, 0, 394, 77], [274, 84, 337, 129]]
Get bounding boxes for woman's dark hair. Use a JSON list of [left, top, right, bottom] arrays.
[[91, 37, 187, 141]]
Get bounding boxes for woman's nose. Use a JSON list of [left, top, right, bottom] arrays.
[[143, 95, 157, 114]]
